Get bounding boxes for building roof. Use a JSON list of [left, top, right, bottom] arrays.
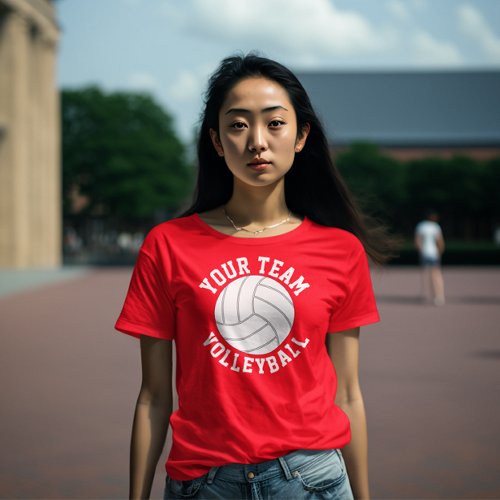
[[294, 70, 500, 147]]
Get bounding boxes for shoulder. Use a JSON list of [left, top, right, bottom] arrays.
[[416, 221, 433, 234], [141, 215, 197, 254], [307, 219, 365, 254], [419, 221, 441, 233]]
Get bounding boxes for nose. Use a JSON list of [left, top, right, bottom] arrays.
[[248, 126, 268, 153]]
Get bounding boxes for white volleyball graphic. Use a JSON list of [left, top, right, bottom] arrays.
[[214, 275, 295, 355]]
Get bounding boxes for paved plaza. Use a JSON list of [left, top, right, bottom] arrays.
[[1, 266, 499, 499]]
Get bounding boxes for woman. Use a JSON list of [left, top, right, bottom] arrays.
[[414, 210, 446, 306], [116, 54, 385, 500]]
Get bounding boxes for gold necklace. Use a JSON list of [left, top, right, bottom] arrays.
[[223, 208, 292, 235]]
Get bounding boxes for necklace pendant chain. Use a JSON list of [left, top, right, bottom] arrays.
[[224, 208, 291, 235]]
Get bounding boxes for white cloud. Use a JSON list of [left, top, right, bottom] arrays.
[[411, 0, 428, 11], [127, 72, 159, 91], [412, 31, 463, 66], [387, 0, 409, 21], [172, 0, 393, 60], [167, 64, 214, 102], [458, 4, 500, 60], [167, 71, 201, 101]]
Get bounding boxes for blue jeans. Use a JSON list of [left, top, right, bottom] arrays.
[[420, 255, 440, 267], [164, 448, 354, 499]]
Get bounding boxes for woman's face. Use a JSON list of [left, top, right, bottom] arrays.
[[210, 77, 309, 189]]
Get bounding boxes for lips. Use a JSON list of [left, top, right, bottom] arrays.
[[247, 159, 271, 170]]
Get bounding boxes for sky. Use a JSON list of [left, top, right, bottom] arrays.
[[57, 0, 500, 142]]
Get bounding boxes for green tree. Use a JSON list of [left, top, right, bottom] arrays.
[[62, 87, 193, 227], [334, 142, 498, 241], [405, 156, 487, 239], [336, 142, 407, 230], [405, 157, 453, 220], [481, 157, 500, 237]]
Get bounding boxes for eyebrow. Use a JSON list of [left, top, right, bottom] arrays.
[[224, 105, 289, 115]]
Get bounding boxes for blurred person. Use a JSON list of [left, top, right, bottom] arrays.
[[494, 226, 500, 246], [414, 211, 445, 306], [115, 54, 389, 500], [118, 232, 133, 252], [63, 226, 82, 255]]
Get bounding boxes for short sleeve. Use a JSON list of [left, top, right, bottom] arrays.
[[115, 247, 175, 340], [328, 244, 380, 333]]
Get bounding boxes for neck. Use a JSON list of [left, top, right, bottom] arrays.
[[224, 179, 289, 226]]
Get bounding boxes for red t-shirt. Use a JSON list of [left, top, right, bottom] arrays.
[[115, 214, 379, 480]]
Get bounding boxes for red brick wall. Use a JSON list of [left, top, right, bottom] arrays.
[[331, 145, 500, 161]]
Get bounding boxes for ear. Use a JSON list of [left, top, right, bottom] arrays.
[[294, 123, 311, 153], [209, 128, 225, 157]]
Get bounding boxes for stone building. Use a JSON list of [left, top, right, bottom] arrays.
[[0, 0, 60, 268], [296, 70, 500, 161]]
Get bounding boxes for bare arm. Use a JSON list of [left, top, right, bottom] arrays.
[[130, 336, 173, 499], [326, 327, 369, 500], [414, 232, 422, 252], [436, 233, 445, 254]]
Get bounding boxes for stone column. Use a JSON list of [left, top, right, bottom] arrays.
[[0, 9, 13, 262], [0, 10, 31, 267], [28, 23, 43, 266], [0, 0, 61, 268], [39, 26, 61, 267]]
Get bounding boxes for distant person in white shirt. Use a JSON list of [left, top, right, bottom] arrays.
[[414, 211, 445, 306]]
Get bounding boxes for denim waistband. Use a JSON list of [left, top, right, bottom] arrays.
[[205, 448, 339, 484]]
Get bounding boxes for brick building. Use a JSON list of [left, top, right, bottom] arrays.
[[296, 70, 500, 161]]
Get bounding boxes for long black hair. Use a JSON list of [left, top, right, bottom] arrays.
[[181, 53, 391, 264]]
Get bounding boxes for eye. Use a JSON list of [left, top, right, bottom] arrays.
[[269, 119, 285, 128], [230, 121, 247, 130]]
